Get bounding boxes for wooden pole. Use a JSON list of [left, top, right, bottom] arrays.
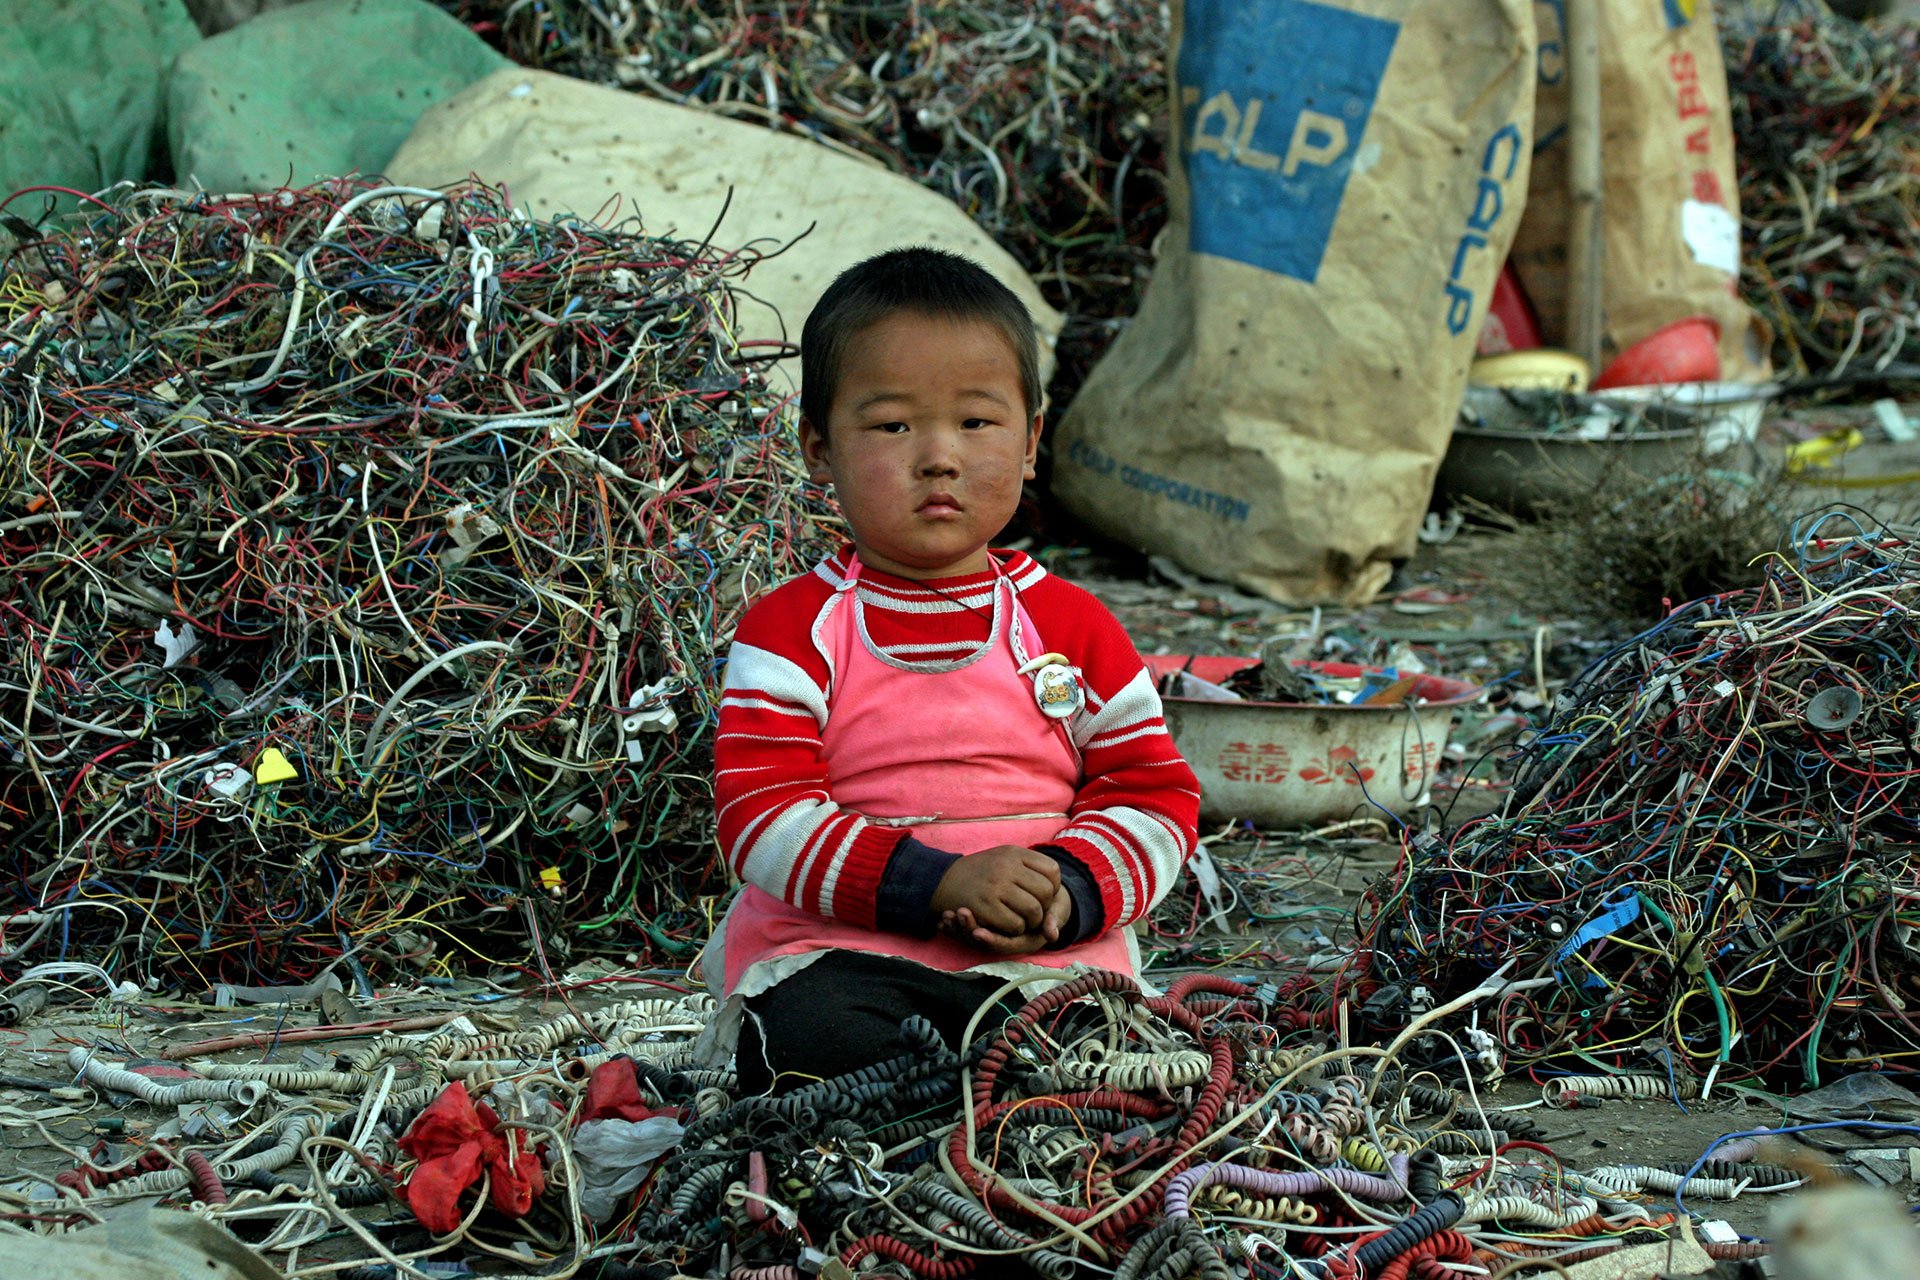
[[1564, 0, 1604, 372]]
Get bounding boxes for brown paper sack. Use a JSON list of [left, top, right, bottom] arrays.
[[1510, 0, 1769, 379], [1053, 0, 1536, 605]]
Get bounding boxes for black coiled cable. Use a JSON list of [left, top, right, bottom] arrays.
[[681, 1020, 955, 1146], [248, 1170, 388, 1208], [1656, 1159, 1801, 1188], [1351, 1190, 1465, 1275], [1114, 1218, 1236, 1280], [1406, 1150, 1443, 1203]]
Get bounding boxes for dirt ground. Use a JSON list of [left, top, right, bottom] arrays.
[[0, 986, 1848, 1247]]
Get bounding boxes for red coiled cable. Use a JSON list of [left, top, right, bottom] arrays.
[[1165, 973, 1252, 1002], [1376, 1228, 1476, 1280], [839, 1234, 975, 1279], [53, 1147, 171, 1197], [183, 1150, 228, 1205]]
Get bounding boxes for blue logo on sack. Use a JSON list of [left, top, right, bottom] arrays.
[[1535, 0, 1567, 87], [1177, 0, 1400, 283]]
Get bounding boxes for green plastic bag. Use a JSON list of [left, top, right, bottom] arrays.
[[0, 0, 198, 214], [168, 0, 504, 192]]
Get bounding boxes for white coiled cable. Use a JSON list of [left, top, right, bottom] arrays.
[[348, 1029, 466, 1073], [1044, 1045, 1212, 1091], [66, 1046, 267, 1108], [79, 1165, 192, 1201], [218, 1113, 319, 1182], [1584, 1164, 1783, 1200], [998, 1174, 1080, 1201], [1033, 1130, 1095, 1166], [442, 1056, 553, 1082], [191, 1063, 367, 1092], [433, 998, 714, 1064], [1240, 1046, 1320, 1085], [385, 1079, 452, 1115], [607, 1022, 710, 1049], [1317, 1075, 1367, 1138], [76, 1112, 318, 1205], [443, 1015, 593, 1060], [1572, 1166, 1645, 1195], [1198, 1187, 1321, 1224], [1542, 1074, 1698, 1106], [450, 998, 690, 1058], [1462, 1194, 1600, 1228], [642, 1045, 702, 1071]]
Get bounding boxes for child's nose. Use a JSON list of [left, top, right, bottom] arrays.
[[915, 427, 962, 475]]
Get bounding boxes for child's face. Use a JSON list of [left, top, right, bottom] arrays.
[[800, 311, 1039, 581]]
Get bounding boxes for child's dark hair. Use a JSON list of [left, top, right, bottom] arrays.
[[800, 247, 1041, 434]]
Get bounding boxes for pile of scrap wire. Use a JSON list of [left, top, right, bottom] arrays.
[[433, 0, 1170, 401], [1722, 2, 1920, 378], [14, 970, 1802, 1276], [1358, 509, 1920, 1092], [0, 178, 835, 986]]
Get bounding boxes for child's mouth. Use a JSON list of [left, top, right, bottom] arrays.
[[917, 494, 962, 517]]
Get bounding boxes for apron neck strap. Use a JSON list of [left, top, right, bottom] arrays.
[[836, 551, 1017, 672]]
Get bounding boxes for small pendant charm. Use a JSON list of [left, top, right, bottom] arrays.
[[1032, 663, 1083, 720]]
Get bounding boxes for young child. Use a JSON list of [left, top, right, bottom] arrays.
[[705, 247, 1200, 1093]]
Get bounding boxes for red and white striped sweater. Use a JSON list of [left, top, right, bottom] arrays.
[[715, 546, 1200, 935]]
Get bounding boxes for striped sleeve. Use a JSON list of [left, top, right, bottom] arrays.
[[1029, 584, 1200, 931], [713, 580, 904, 928]]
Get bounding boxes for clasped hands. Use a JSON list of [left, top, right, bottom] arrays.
[[929, 846, 1069, 956]]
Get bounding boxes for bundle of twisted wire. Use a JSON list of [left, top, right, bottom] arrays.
[[1359, 509, 1920, 1090], [432, 0, 1171, 407], [0, 178, 837, 986], [1722, 2, 1920, 377]]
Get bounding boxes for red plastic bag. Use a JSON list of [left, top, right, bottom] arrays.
[[398, 1081, 545, 1234], [579, 1058, 671, 1125]]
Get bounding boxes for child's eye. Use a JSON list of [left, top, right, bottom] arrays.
[[872, 421, 909, 434], [962, 418, 993, 430]]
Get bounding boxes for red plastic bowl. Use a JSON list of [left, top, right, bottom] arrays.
[[1592, 316, 1721, 390]]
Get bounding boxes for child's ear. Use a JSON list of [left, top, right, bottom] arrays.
[[798, 416, 834, 485], [1021, 411, 1043, 482]]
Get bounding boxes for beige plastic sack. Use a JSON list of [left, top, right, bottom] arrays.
[[386, 70, 1061, 391], [1509, 0, 1767, 379], [0, 1208, 283, 1280], [1052, 0, 1535, 605]]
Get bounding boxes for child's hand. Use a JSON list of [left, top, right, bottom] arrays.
[[941, 884, 1073, 955], [930, 846, 1060, 936]]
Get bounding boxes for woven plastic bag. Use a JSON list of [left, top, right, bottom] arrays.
[[167, 0, 504, 192], [1052, 0, 1536, 604], [1507, 0, 1768, 379], [0, 0, 197, 208]]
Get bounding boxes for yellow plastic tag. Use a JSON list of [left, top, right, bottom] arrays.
[[538, 867, 563, 891], [254, 747, 298, 785], [1785, 426, 1862, 474]]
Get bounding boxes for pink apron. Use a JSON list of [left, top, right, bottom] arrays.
[[715, 555, 1135, 995]]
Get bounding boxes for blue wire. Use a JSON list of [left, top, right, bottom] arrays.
[[262, 1000, 290, 1064], [1676, 1120, 1920, 1221], [1658, 1047, 1689, 1116], [1345, 761, 1408, 832]]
